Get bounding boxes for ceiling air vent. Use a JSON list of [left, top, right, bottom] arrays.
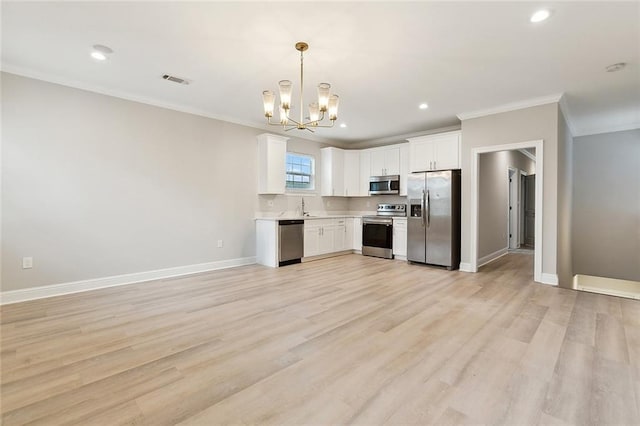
[[162, 74, 190, 85]]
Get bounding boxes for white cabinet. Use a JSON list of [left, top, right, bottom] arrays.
[[399, 143, 409, 196], [257, 133, 288, 194], [344, 150, 360, 197], [369, 146, 400, 176], [321, 148, 361, 197], [359, 151, 371, 196], [333, 219, 347, 252], [407, 131, 461, 172], [256, 219, 278, 267], [303, 221, 321, 257], [304, 218, 352, 257], [321, 147, 345, 196], [353, 217, 362, 251], [345, 218, 354, 250], [392, 218, 407, 258]]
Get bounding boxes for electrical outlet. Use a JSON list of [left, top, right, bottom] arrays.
[[22, 257, 33, 269], [217, 240, 223, 248], [327, 201, 331, 207], [267, 200, 274, 207]]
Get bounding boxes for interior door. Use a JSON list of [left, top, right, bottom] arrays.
[[425, 170, 452, 267], [523, 174, 536, 247]]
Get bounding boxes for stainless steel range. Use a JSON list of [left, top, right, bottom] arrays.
[[362, 203, 407, 259]]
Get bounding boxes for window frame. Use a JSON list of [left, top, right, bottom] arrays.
[[285, 152, 316, 193]]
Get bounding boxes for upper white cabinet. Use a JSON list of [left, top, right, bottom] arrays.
[[344, 150, 361, 197], [321, 147, 345, 196], [399, 143, 409, 196], [257, 133, 288, 194], [407, 131, 461, 172], [359, 151, 371, 196], [369, 146, 400, 176], [321, 148, 362, 197]]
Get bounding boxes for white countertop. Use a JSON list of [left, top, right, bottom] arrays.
[[255, 214, 363, 221], [255, 212, 408, 221]]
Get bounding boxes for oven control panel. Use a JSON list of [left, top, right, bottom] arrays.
[[376, 203, 407, 216]]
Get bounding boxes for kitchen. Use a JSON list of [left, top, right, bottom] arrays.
[[256, 130, 462, 269]]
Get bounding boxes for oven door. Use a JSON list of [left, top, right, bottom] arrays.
[[362, 218, 393, 258]]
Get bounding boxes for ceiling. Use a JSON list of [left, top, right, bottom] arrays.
[[2, 1, 638, 144]]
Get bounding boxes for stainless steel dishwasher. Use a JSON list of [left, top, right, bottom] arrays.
[[278, 220, 304, 266]]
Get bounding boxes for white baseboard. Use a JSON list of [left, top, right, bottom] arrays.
[[540, 273, 559, 286], [459, 262, 475, 273], [477, 247, 508, 268], [0, 256, 256, 305]]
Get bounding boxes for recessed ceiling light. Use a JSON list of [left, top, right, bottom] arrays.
[[530, 9, 551, 23], [340, 123, 347, 128], [605, 62, 627, 72], [90, 44, 113, 61], [91, 51, 107, 61], [419, 103, 429, 110]]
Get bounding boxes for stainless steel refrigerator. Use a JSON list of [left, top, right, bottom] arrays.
[[407, 170, 461, 269]]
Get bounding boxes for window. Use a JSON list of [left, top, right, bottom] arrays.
[[286, 152, 315, 191]]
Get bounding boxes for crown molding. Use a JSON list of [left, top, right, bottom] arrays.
[[518, 148, 536, 162], [457, 93, 564, 121], [573, 121, 640, 138], [0, 64, 333, 145]]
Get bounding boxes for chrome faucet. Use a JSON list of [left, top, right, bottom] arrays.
[[301, 197, 308, 216]]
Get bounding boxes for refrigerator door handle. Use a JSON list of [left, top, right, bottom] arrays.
[[421, 191, 426, 228], [426, 190, 430, 227]]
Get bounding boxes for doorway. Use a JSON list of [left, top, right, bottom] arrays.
[[470, 140, 545, 284]]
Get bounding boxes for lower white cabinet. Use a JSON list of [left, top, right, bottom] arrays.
[[392, 218, 407, 258], [353, 217, 362, 252], [304, 218, 354, 258]]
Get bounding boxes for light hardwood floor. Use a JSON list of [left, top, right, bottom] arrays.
[[1, 254, 639, 425]]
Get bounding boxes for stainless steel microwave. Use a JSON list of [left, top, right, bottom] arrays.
[[369, 175, 400, 195]]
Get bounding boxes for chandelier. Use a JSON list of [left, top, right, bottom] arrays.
[[262, 42, 339, 132]]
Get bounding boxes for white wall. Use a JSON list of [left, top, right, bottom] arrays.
[[572, 129, 640, 281], [0, 74, 263, 291], [556, 108, 573, 287], [461, 103, 559, 279]]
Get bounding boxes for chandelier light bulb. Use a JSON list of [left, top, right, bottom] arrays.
[[309, 102, 320, 123], [328, 95, 339, 121], [262, 91, 275, 118], [317, 83, 331, 112], [278, 80, 292, 110], [279, 105, 288, 125]]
